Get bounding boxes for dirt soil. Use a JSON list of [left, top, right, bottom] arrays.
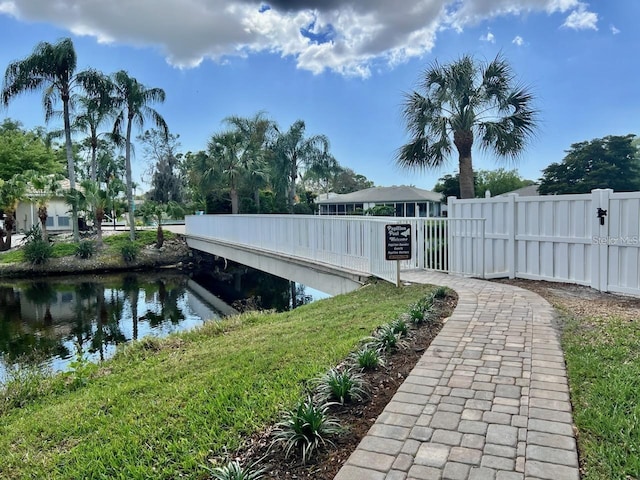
[[222, 294, 457, 480], [494, 278, 640, 322]]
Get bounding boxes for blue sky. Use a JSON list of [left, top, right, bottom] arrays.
[[0, 1, 637, 192]]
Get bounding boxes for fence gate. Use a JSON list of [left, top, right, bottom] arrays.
[[447, 189, 640, 296]]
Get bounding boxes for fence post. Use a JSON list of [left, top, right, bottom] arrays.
[[590, 189, 613, 291], [447, 196, 456, 274], [507, 194, 517, 279]]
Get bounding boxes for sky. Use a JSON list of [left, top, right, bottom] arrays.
[[0, 0, 637, 192]]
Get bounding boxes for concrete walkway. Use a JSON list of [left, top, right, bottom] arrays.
[[334, 271, 579, 480]]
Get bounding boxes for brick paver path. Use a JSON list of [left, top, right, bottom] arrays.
[[334, 271, 579, 480]]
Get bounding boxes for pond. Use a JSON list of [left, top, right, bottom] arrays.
[[0, 268, 330, 382]]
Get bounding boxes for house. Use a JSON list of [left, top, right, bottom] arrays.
[[15, 178, 75, 233], [498, 184, 541, 197], [316, 185, 443, 217]]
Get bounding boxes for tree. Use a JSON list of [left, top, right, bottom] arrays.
[[434, 173, 468, 199], [80, 179, 109, 246], [222, 113, 274, 212], [206, 130, 245, 214], [111, 70, 168, 241], [2, 37, 107, 241], [396, 54, 538, 198], [23, 171, 63, 242], [139, 129, 183, 204], [73, 82, 120, 182], [435, 169, 533, 198], [476, 169, 534, 197], [539, 135, 640, 195], [138, 200, 184, 248], [272, 120, 331, 212], [0, 120, 63, 180]]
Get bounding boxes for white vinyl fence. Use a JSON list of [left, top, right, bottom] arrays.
[[186, 215, 485, 285], [448, 188, 640, 295]]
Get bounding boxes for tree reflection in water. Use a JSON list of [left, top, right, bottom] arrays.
[[0, 267, 327, 380]]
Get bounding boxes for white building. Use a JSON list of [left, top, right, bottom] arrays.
[[316, 185, 443, 217]]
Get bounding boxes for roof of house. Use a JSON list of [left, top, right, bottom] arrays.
[[316, 185, 442, 204], [499, 184, 540, 197]]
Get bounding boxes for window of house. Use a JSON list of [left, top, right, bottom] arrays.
[[58, 216, 70, 227], [406, 203, 416, 217], [46, 217, 54, 227], [395, 203, 404, 217], [418, 203, 428, 217]]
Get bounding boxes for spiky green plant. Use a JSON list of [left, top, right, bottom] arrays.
[[352, 346, 385, 371], [315, 368, 368, 405], [272, 396, 341, 463], [208, 460, 265, 480]]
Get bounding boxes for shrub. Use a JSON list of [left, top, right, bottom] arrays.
[[371, 323, 406, 352], [75, 241, 96, 259], [272, 396, 341, 463], [23, 239, 53, 265], [431, 286, 449, 300], [207, 460, 265, 480], [120, 242, 139, 262], [390, 316, 409, 336], [408, 295, 435, 325], [352, 346, 384, 370], [315, 368, 368, 405]]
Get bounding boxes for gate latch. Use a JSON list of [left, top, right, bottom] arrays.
[[597, 208, 607, 226]]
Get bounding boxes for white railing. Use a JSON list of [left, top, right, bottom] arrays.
[[186, 215, 487, 284]]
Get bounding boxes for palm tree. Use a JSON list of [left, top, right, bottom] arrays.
[[111, 70, 168, 241], [396, 54, 538, 199], [272, 120, 331, 212], [222, 113, 274, 212], [80, 179, 108, 246], [23, 171, 63, 242], [2, 38, 107, 241], [206, 131, 244, 214], [73, 80, 120, 182]]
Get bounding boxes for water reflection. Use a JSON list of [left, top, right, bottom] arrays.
[[0, 273, 222, 380], [0, 268, 330, 381]]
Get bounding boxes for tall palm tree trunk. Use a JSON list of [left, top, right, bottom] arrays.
[[38, 205, 48, 242], [125, 118, 135, 241], [90, 135, 98, 182], [230, 186, 239, 214], [63, 96, 80, 242], [455, 130, 475, 199], [288, 161, 298, 213]]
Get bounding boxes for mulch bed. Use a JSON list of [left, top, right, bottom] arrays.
[[221, 293, 457, 480]]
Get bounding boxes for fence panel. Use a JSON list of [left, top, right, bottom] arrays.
[[448, 189, 640, 296]]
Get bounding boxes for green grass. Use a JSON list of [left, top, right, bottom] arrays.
[[0, 281, 435, 480], [0, 230, 173, 264], [563, 314, 640, 480]]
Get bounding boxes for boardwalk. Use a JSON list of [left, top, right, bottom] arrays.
[[334, 271, 579, 480]]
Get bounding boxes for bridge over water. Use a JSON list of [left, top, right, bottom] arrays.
[[184, 215, 486, 295]]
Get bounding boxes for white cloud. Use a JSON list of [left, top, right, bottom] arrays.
[[0, 1, 17, 15], [0, 0, 601, 77], [480, 31, 496, 43], [512, 35, 524, 46], [562, 5, 598, 30], [611, 25, 620, 35]]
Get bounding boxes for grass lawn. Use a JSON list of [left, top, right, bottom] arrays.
[[563, 314, 640, 480], [0, 280, 435, 480], [0, 230, 169, 264]]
